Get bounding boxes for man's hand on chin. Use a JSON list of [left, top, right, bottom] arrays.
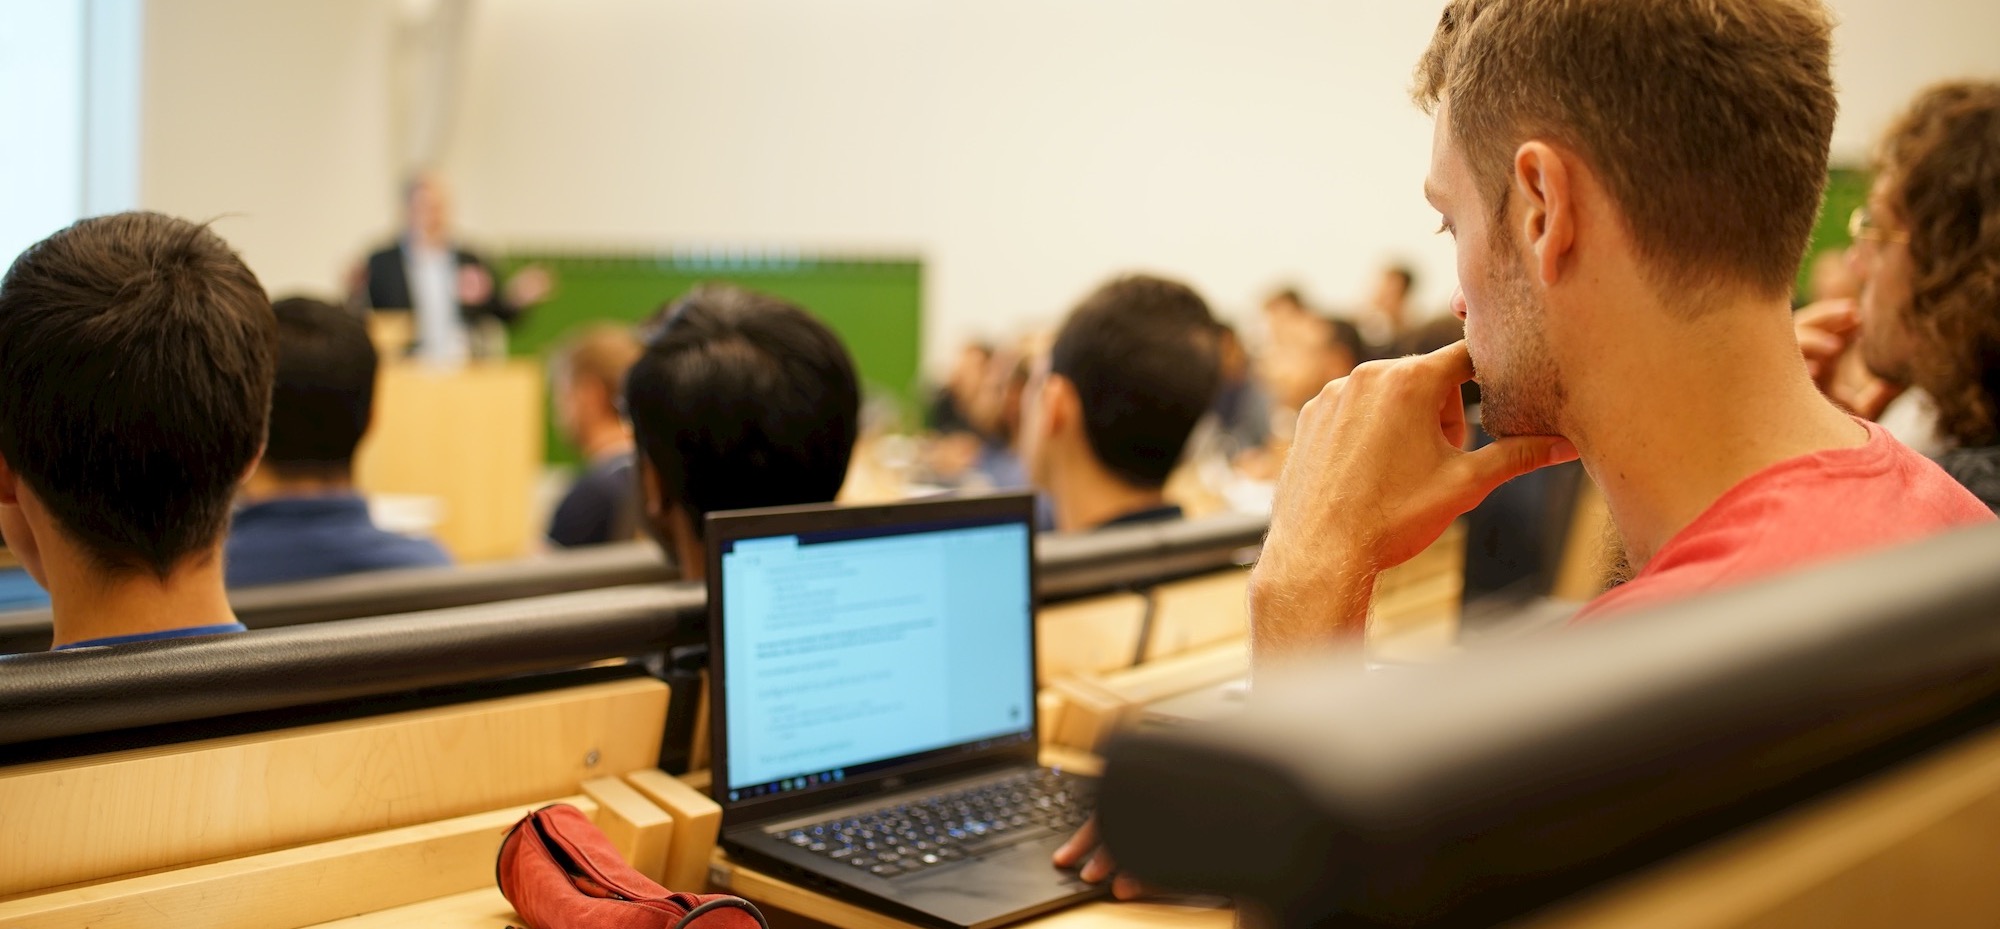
[[1249, 341, 1577, 660]]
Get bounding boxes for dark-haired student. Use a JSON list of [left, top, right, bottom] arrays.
[[226, 297, 451, 587], [1020, 275, 1222, 532], [547, 324, 645, 547], [0, 213, 274, 649], [625, 285, 860, 579]]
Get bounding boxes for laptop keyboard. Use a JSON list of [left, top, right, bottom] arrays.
[[772, 769, 1094, 879]]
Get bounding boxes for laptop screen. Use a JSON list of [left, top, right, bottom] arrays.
[[717, 513, 1036, 802]]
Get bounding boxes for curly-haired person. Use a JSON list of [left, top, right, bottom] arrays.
[[1800, 81, 2000, 511]]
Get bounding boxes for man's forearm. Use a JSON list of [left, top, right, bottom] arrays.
[[1246, 542, 1376, 670]]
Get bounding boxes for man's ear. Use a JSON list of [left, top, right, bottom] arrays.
[[1042, 374, 1080, 440], [1513, 141, 1577, 287], [240, 443, 267, 488], [638, 455, 664, 518]]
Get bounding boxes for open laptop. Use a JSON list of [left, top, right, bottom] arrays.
[[706, 493, 1103, 929]]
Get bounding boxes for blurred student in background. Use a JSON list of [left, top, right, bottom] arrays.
[[228, 297, 452, 587], [1798, 80, 2000, 510], [626, 285, 860, 578], [357, 171, 553, 364], [0, 213, 273, 648], [547, 324, 645, 547], [1264, 314, 1363, 420], [1021, 275, 1222, 532], [1357, 263, 1417, 351], [0, 548, 44, 610], [1210, 325, 1274, 460]]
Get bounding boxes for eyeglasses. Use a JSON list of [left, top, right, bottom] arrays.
[[1848, 206, 1910, 247]]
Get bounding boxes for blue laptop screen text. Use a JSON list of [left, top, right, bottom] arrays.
[[721, 520, 1034, 794]]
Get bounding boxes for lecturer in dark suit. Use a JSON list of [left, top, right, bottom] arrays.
[[357, 172, 552, 364]]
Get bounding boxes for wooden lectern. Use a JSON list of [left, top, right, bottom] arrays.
[[358, 312, 544, 563]]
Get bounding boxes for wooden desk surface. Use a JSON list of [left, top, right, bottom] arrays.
[[711, 853, 1233, 929], [302, 887, 520, 929]]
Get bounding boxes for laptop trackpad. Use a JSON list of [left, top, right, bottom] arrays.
[[896, 835, 1101, 918]]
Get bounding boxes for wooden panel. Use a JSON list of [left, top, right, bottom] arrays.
[[710, 851, 1233, 929], [1517, 723, 2000, 929], [1101, 640, 1250, 707], [1037, 690, 1066, 748], [689, 671, 713, 773], [1038, 593, 1148, 683], [1551, 479, 1614, 603], [0, 797, 593, 929], [627, 768, 724, 893], [303, 887, 522, 929], [1143, 571, 1250, 663], [584, 777, 675, 884], [1368, 523, 1464, 656], [0, 678, 667, 897], [1044, 677, 1138, 753], [354, 359, 543, 562]]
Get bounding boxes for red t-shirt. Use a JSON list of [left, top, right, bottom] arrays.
[[1574, 421, 1995, 622]]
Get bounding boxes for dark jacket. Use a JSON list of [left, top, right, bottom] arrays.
[[362, 243, 525, 325], [1938, 445, 2000, 514]]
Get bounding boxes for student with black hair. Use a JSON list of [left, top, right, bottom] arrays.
[[0, 213, 275, 649], [226, 296, 451, 587], [625, 284, 861, 578], [1020, 275, 1222, 532]]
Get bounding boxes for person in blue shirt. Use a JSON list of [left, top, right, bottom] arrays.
[[0, 565, 49, 611], [1017, 275, 1222, 533], [0, 213, 275, 649], [226, 297, 452, 587]]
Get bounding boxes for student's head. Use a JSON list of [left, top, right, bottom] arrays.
[[260, 297, 376, 484], [1266, 315, 1362, 411], [1853, 80, 2000, 447], [1023, 275, 1221, 498], [403, 171, 453, 244], [551, 323, 642, 449], [1414, 0, 1836, 437], [1374, 264, 1417, 311], [625, 284, 860, 575], [1263, 287, 1308, 318], [0, 213, 274, 584]]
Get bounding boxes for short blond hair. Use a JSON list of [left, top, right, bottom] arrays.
[[1414, 0, 1837, 301], [555, 323, 643, 395]]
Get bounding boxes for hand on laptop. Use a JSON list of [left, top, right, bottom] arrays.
[[1052, 816, 1154, 901], [1249, 341, 1577, 654]]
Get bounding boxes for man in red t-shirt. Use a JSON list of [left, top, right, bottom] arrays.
[[1054, 0, 1994, 895], [1241, 0, 1993, 653]]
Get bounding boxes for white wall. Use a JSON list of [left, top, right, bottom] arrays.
[[139, 0, 399, 298], [0, 2, 86, 265], [135, 0, 2000, 367]]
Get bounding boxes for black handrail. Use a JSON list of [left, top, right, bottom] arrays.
[[1098, 522, 2000, 928], [0, 515, 1268, 654]]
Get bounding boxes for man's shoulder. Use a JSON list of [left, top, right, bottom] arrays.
[[1575, 431, 1994, 624], [227, 499, 451, 584]]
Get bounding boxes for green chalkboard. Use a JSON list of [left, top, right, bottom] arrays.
[[497, 251, 922, 467], [1796, 166, 1870, 304]]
